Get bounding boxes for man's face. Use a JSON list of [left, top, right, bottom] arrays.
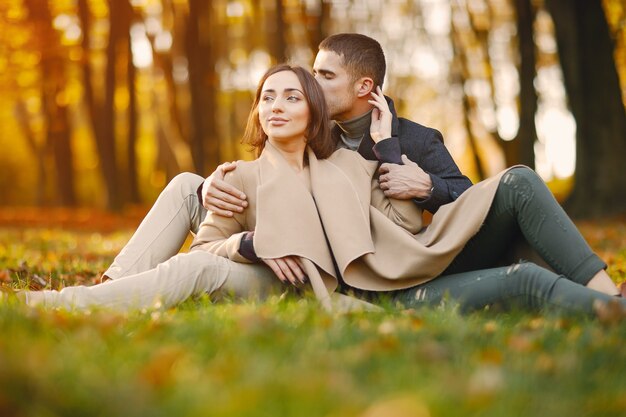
[[312, 50, 358, 121]]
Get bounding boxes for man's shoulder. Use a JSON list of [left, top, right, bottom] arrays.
[[397, 117, 443, 143]]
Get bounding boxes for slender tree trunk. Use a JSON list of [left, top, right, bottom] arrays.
[[304, 0, 330, 52], [47, 97, 75, 205], [251, 0, 263, 48], [270, 0, 287, 62], [125, 1, 140, 203], [450, 2, 486, 180], [100, 0, 126, 210], [79, 0, 123, 210], [144, 1, 194, 176], [186, 0, 219, 174], [127, 29, 139, 203], [148, 47, 189, 165], [546, 0, 626, 217], [461, 94, 487, 181], [514, 0, 538, 169], [78, 0, 109, 205], [186, 0, 206, 174], [156, 119, 182, 181], [470, 3, 515, 169], [25, 0, 75, 206], [15, 101, 47, 206]]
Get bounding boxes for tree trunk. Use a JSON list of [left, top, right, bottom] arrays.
[[270, 0, 287, 62], [145, 1, 194, 177], [471, 2, 518, 169], [148, 46, 190, 170], [25, 0, 76, 206], [100, 0, 127, 210], [513, 0, 538, 169], [78, 0, 108, 205], [303, 0, 331, 52], [186, 0, 219, 174], [79, 0, 123, 210], [125, 1, 140, 203], [317, 0, 331, 49], [450, 3, 486, 181], [15, 101, 48, 206], [546, 0, 626, 218], [47, 96, 75, 206]]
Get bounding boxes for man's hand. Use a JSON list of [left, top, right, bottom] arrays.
[[378, 155, 433, 200], [201, 162, 247, 216], [262, 256, 307, 286]]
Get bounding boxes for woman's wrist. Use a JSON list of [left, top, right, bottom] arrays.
[[238, 231, 259, 262]]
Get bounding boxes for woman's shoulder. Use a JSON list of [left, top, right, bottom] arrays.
[[231, 159, 259, 170], [223, 159, 260, 185], [328, 147, 359, 161], [327, 149, 378, 177]]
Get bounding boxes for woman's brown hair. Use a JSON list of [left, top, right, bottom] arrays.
[[241, 64, 335, 159]]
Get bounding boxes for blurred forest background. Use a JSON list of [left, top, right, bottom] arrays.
[[0, 0, 625, 218]]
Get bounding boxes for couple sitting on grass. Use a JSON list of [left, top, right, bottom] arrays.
[[4, 34, 625, 317]]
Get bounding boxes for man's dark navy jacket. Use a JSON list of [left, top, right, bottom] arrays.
[[332, 96, 473, 214]]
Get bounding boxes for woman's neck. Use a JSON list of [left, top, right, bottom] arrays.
[[267, 138, 307, 172]]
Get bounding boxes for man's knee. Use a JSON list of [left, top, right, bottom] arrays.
[[506, 261, 540, 276], [502, 166, 541, 187], [499, 166, 544, 203], [506, 262, 559, 290]]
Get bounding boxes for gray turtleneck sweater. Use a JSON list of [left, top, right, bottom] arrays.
[[334, 110, 373, 151]]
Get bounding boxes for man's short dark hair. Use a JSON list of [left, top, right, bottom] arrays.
[[319, 33, 386, 88]]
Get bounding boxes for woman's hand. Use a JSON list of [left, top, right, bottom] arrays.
[[262, 256, 307, 286], [369, 86, 392, 143]]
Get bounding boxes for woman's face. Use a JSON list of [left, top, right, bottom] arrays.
[[259, 70, 310, 146]]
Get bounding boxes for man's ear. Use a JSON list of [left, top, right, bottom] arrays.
[[355, 77, 375, 98]]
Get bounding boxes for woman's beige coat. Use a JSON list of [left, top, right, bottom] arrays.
[[191, 142, 507, 309]]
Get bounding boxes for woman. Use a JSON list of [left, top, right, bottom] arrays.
[[6, 64, 624, 316], [4, 64, 376, 311]]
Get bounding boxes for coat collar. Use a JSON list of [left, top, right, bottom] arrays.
[[309, 149, 375, 274], [253, 142, 375, 279], [253, 142, 336, 277]]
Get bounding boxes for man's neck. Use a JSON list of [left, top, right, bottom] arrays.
[[334, 97, 375, 124], [335, 109, 373, 139]]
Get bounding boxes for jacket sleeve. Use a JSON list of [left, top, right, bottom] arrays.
[[189, 168, 253, 263], [404, 128, 473, 213], [370, 179, 423, 234], [352, 148, 423, 234]]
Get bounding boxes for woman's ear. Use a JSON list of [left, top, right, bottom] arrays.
[[355, 77, 375, 98]]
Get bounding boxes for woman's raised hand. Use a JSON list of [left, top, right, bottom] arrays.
[[262, 256, 307, 286], [368, 86, 392, 143]]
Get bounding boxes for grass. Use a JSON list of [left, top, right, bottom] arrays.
[[1, 219, 626, 417]]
